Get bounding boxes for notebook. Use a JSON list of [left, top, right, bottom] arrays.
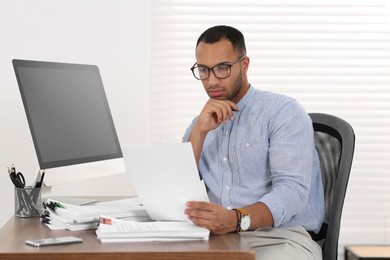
[[122, 143, 209, 221]]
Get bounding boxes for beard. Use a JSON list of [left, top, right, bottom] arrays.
[[228, 70, 243, 101]]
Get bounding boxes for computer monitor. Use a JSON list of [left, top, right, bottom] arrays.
[[12, 59, 124, 188]]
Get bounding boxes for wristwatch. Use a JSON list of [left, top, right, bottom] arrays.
[[236, 208, 251, 231]]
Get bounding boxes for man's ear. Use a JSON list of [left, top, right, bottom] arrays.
[[242, 56, 250, 74]]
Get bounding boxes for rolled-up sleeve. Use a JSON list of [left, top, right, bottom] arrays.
[[259, 100, 314, 227]]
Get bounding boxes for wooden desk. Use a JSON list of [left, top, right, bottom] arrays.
[[345, 245, 390, 260], [0, 216, 255, 260]]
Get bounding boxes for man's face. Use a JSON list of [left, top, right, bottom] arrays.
[[195, 39, 248, 103]]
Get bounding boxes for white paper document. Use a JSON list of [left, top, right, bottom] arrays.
[[43, 197, 151, 231], [96, 216, 209, 242], [122, 143, 209, 221]]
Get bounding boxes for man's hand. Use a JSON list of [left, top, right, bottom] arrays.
[[196, 99, 239, 134], [185, 201, 237, 235], [189, 99, 239, 164]]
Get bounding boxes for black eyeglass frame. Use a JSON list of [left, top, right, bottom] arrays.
[[190, 56, 246, 80]]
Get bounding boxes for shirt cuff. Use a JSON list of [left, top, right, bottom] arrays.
[[259, 195, 286, 228]]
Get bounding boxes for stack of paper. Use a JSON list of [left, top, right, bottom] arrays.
[[96, 216, 210, 242], [42, 198, 151, 231]]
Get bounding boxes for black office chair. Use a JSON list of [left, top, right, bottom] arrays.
[[309, 113, 355, 260]]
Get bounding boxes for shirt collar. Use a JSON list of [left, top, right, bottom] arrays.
[[236, 84, 254, 110]]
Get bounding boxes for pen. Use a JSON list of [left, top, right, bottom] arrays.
[[34, 170, 45, 188], [30, 170, 45, 206]]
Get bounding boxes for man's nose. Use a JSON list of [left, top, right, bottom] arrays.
[[207, 71, 220, 85]]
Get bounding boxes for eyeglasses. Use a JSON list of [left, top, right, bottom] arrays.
[[190, 56, 245, 81]]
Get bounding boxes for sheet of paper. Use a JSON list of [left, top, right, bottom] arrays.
[[43, 198, 151, 230], [98, 237, 208, 242], [95, 216, 210, 242], [123, 143, 209, 221]]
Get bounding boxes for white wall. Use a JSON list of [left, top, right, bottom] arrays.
[[0, 0, 151, 228]]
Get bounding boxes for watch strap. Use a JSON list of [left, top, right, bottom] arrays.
[[232, 209, 240, 232], [236, 207, 250, 231], [237, 207, 249, 217]]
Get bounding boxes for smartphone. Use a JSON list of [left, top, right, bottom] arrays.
[[25, 236, 83, 247]]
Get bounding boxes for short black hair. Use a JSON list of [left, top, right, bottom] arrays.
[[196, 25, 246, 56]]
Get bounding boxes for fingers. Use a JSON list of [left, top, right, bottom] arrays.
[[185, 201, 236, 235], [185, 201, 212, 221], [205, 100, 238, 124], [185, 201, 217, 230], [185, 201, 215, 220], [189, 216, 214, 231], [186, 201, 211, 209], [216, 100, 237, 122], [195, 100, 239, 134]]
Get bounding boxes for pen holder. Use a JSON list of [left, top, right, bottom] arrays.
[[14, 186, 41, 217]]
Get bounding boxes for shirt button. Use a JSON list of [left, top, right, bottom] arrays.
[[227, 206, 232, 210], [225, 131, 229, 136], [223, 157, 227, 162], [226, 185, 230, 190], [245, 143, 250, 147]]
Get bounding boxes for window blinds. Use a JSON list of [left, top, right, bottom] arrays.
[[150, 1, 390, 257]]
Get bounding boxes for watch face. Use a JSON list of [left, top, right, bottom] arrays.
[[241, 215, 251, 230]]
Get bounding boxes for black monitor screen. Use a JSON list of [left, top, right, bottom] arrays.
[[13, 59, 122, 169]]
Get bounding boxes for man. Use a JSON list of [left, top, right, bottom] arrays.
[[183, 25, 325, 259]]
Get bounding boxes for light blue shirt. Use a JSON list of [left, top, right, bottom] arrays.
[[183, 86, 324, 232]]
